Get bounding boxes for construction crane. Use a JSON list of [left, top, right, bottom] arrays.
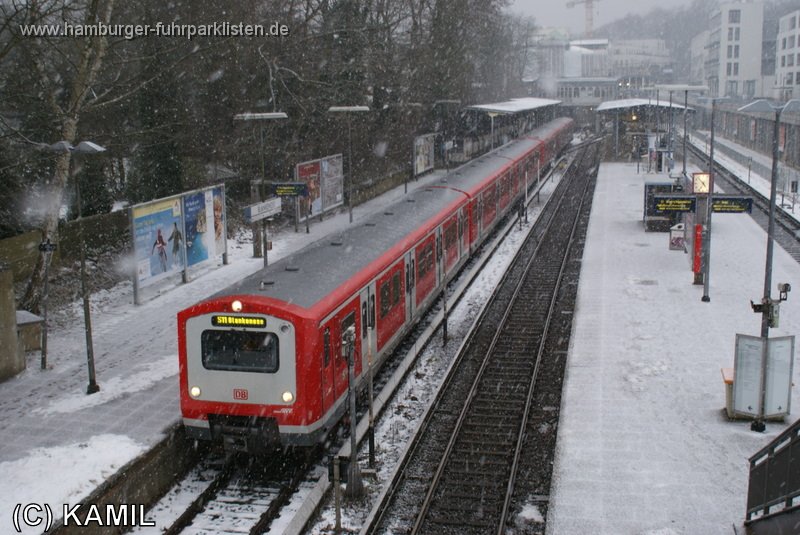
[[566, 0, 600, 38]]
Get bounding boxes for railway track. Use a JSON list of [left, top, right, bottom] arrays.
[[157, 454, 304, 535], [364, 143, 599, 535], [686, 142, 800, 262]]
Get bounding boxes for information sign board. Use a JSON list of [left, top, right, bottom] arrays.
[[733, 334, 795, 419], [765, 336, 794, 417], [243, 197, 281, 223], [734, 334, 763, 417], [268, 182, 309, 197], [651, 195, 696, 214], [712, 197, 753, 213]]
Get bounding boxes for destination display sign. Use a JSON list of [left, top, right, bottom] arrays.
[[712, 197, 752, 213], [268, 182, 309, 197], [211, 315, 266, 328], [651, 195, 696, 214]]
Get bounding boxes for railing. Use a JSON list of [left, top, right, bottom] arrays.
[[746, 417, 800, 523]]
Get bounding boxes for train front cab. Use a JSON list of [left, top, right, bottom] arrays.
[[179, 299, 305, 453]]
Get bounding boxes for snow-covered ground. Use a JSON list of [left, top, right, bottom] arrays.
[[547, 160, 800, 535]]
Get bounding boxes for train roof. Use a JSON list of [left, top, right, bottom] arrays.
[[211, 118, 573, 312]]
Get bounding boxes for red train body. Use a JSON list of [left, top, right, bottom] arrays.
[[177, 117, 574, 451]]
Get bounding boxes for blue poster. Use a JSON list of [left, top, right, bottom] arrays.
[[184, 191, 211, 267], [132, 198, 183, 285]]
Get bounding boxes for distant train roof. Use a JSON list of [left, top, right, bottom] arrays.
[[212, 118, 572, 311]]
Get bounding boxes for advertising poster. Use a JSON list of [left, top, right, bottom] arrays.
[[414, 134, 435, 176], [296, 160, 322, 217], [184, 191, 212, 267], [321, 154, 343, 212], [132, 198, 184, 286], [212, 186, 226, 256]]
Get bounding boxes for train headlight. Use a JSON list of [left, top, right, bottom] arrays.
[[231, 300, 243, 312], [282, 391, 294, 403], [190, 386, 201, 398]]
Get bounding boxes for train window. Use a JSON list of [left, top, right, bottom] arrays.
[[324, 328, 331, 366], [361, 302, 368, 338], [392, 271, 401, 306], [380, 280, 391, 318], [341, 312, 356, 358], [201, 330, 279, 373], [417, 242, 434, 279]]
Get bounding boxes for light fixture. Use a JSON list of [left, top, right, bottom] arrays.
[[190, 386, 201, 398], [231, 300, 243, 312], [282, 391, 294, 403]]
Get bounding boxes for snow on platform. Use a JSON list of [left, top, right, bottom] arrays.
[[547, 162, 800, 535]]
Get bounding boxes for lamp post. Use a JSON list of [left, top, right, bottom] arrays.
[[342, 326, 364, 498], [233, 112, 288, 251], [42, 140, 106, 394], [738, 98, 800, 432], [328, 106, 369, 223], [701, 99, 717, 302]]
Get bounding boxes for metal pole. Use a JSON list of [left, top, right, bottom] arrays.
[[490, 115, 495, 151], [752, 107, 783, 432], [344, 328, 363, 497], [682, 90, 688, 177], [702, 101, 716, 302], [367, 326, 375, 468], [40, 244, 52, 370], [334, 457, 342, 532], [347, 114, 354, 223], [262, 219, 268, 267], [76, 170, 99, 394]]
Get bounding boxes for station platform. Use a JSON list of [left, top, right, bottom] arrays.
[[546, 160, 800, 534]]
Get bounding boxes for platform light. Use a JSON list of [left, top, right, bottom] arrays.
[[190, 386, 201, 398], [231, 300, 243, 312], [282, 391, 294, 403]]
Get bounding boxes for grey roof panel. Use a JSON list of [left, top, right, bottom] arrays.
[[213, 133, 555, 311]]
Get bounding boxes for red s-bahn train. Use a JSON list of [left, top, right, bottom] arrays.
[[177, 117, 574, 452]]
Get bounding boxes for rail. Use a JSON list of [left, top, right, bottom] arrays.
[[746, 417, 800, 523]]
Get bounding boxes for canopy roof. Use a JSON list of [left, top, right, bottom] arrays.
[[596, 98, 693, 113], [467, 98, 562, 115]]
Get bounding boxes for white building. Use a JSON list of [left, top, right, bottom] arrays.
[[705, 1, 765, 98], [775, 9, 800, 100], [690, 31, 710, 86]]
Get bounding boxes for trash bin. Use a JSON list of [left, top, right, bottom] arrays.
[[669, 223, 685, 251]]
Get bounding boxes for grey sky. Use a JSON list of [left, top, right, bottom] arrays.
[[509, 0, 693, 36]]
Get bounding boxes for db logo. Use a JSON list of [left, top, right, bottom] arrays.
[[233, 388, 248, 400]]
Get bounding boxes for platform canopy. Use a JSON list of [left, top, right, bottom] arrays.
[[467, 97, 562, 115], [596, 98, 693, 113]]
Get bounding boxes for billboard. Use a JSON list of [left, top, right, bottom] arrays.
[[414, 134, 435, 176], [321, 154, 343, 212], [132, 197, 184, 285], [295, 154, 343, 219], [131, 185, 226, 298]]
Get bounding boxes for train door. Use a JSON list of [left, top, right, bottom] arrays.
[[321, 326, 334, 414], [333, 310, 357, 400], [359, 285, 376, 369], [405, 250, 415, 321]]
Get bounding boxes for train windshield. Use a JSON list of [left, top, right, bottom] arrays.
[[201, 330, 279, 373]]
